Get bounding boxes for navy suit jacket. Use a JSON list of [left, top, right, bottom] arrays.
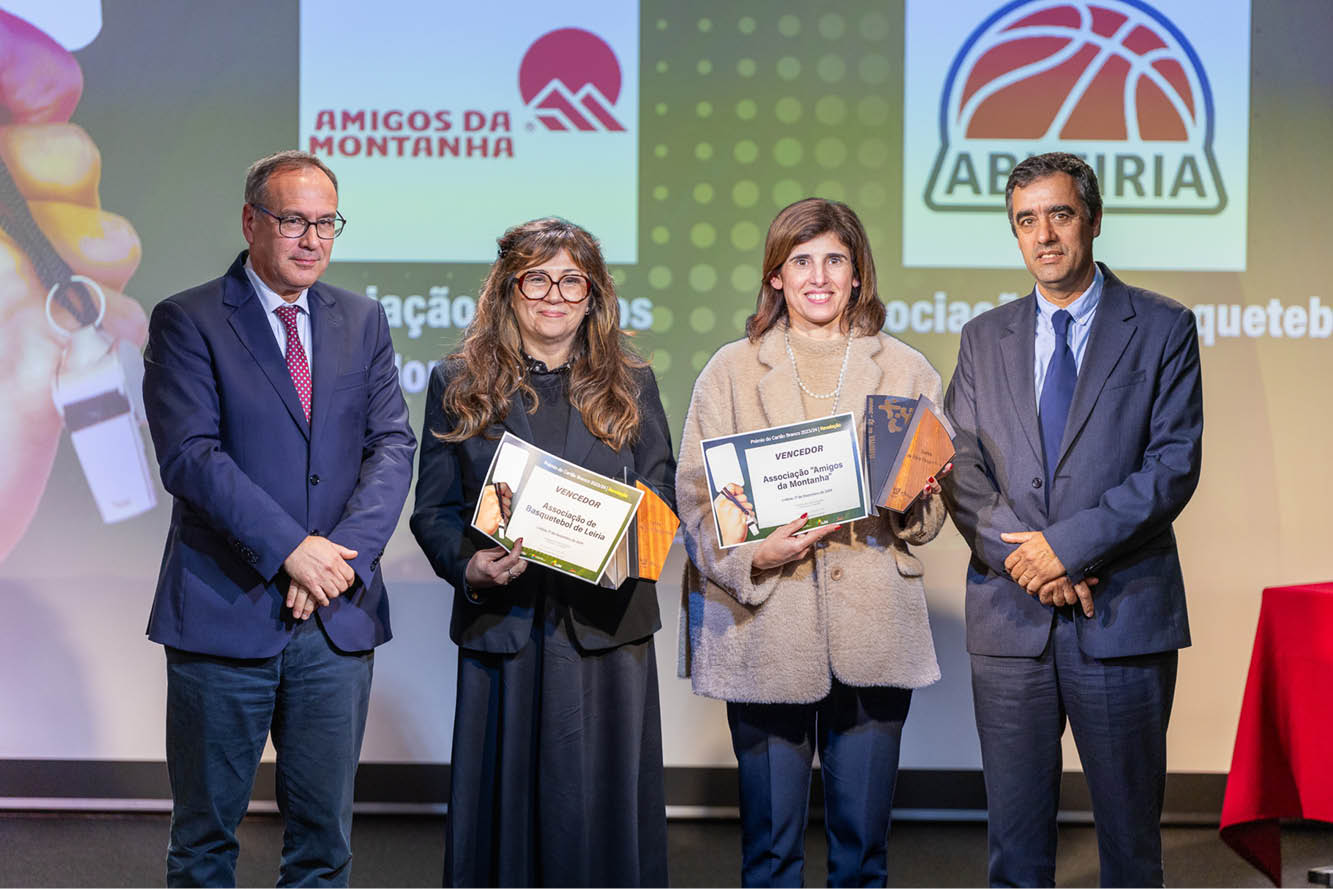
[[410, 360, 676, 653], [143, 252, 416, 658], [943, 264, 1203, 659]]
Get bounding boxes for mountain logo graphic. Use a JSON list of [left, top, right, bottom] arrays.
[[519, 28, 625, 132], [924, 0, 1225, 214]]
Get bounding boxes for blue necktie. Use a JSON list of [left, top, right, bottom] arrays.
[[1039, 309, 1076, 503]]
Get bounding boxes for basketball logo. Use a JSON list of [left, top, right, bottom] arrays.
[[519, 28, 626, 132], [924, 0, 1226, 214]]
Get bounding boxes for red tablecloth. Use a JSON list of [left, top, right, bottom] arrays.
[[1220, 582, 1333, 886]]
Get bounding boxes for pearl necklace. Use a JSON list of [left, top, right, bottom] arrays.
[[784, 325, 853, 413]]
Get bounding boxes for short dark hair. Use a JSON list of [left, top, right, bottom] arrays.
[[1005, 152, 1101, 234], [244, 150, 338, 207], [745, 198, 885, 341]]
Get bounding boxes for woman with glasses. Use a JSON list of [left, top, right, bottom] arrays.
[[410, 217, 674, 887], [676, 198, 949, 887]]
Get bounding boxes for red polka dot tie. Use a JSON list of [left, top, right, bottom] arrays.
[[275, 304, 311, 422]]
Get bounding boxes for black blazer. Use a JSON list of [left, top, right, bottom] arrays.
[[410, 360, 676, 653]]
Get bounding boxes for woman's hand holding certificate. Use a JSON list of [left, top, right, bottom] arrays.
[[700, 412, 869, 550], [471, 432, 643, 585], [752, 513, 843, 571], [465, 537, 527, 590]]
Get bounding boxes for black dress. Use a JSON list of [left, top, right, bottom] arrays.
[[411, 358, 674, 887]]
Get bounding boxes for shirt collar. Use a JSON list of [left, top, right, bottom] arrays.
[[244, 257, 311, 317], [1035, 264, 1103, 326], [521, 351, 576, 375]]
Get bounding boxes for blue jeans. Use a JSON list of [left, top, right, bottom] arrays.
[[728, 681, 912, 887], [164, 617, 373, 887], [971, 610, 1177, 887]]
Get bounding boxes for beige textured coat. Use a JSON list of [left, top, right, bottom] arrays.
[[676, 327, 945, 703]]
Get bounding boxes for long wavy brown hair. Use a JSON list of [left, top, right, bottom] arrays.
[[440, 217, 645, 451], [746, 198, 886, 341]]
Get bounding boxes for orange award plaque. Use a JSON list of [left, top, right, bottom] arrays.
[[866, 395, 955, 513]]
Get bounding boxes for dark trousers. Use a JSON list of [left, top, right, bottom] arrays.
[[971, 610, 1178, 888], [727, 680, 912, 888], [164, 617, 373, 887]]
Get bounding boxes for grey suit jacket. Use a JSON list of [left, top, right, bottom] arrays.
[[942, 263, 1203, 659]]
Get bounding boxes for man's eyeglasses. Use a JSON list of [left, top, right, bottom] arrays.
[[250, 204, 346, 240], [515, 271, 591, 303]]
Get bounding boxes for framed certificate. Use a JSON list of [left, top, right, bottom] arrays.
[[699, 412, 869, 549], [471, 432, 643, 585]]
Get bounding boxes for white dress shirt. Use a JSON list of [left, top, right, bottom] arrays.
[[1033, 264, 1102, 406], [244, 258, 313, 377]]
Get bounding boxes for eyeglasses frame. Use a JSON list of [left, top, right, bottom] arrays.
[[249, 203, 347, 240], [513, 270, 592, 303]]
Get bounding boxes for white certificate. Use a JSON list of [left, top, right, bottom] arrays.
[[471, 431, 643, 584], [699, 412, 869, 549]]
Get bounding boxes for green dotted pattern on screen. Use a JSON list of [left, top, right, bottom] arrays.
[[629, 4, 901, 429]]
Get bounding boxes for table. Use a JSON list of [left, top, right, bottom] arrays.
[[1220, 582, 1333, 886]]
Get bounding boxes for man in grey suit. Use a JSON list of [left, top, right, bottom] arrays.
[[942, 152, 1203, 887]]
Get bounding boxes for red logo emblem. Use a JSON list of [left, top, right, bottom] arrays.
[[925, 0, 1225, 214], [958, 3, 1195, 141], [518, 28, 625, 132]]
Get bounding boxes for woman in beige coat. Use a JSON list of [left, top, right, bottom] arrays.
[[677, 198, 948, 887]]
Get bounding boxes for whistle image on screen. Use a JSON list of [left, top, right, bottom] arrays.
[[51, 326, 157, 523]]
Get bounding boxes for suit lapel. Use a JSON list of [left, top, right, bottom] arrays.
[[222, 259, 310, 439], [563, 400, 600, 467], [500, 391, 534, 442], [755, 326, 809, 427], [496, 375, 602, 466], [1000, 294, 1042, 464], [1056, 266, 1135, 469], [308, 284, 342, 444]]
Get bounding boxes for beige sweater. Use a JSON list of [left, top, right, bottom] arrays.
[[676, 325, 945, 703]]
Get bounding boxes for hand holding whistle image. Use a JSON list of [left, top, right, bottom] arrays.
[[712, 482, 757, 547], [0, 10, 151, 561], [704, 442, 760, 546], [475, 481, 514, 537]]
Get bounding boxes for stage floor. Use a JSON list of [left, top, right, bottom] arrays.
[[1, 812, 1328, 886]]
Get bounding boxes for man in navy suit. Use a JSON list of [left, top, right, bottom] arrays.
[[942, 152, 1203, 887], [142, 150, 415, 886]]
